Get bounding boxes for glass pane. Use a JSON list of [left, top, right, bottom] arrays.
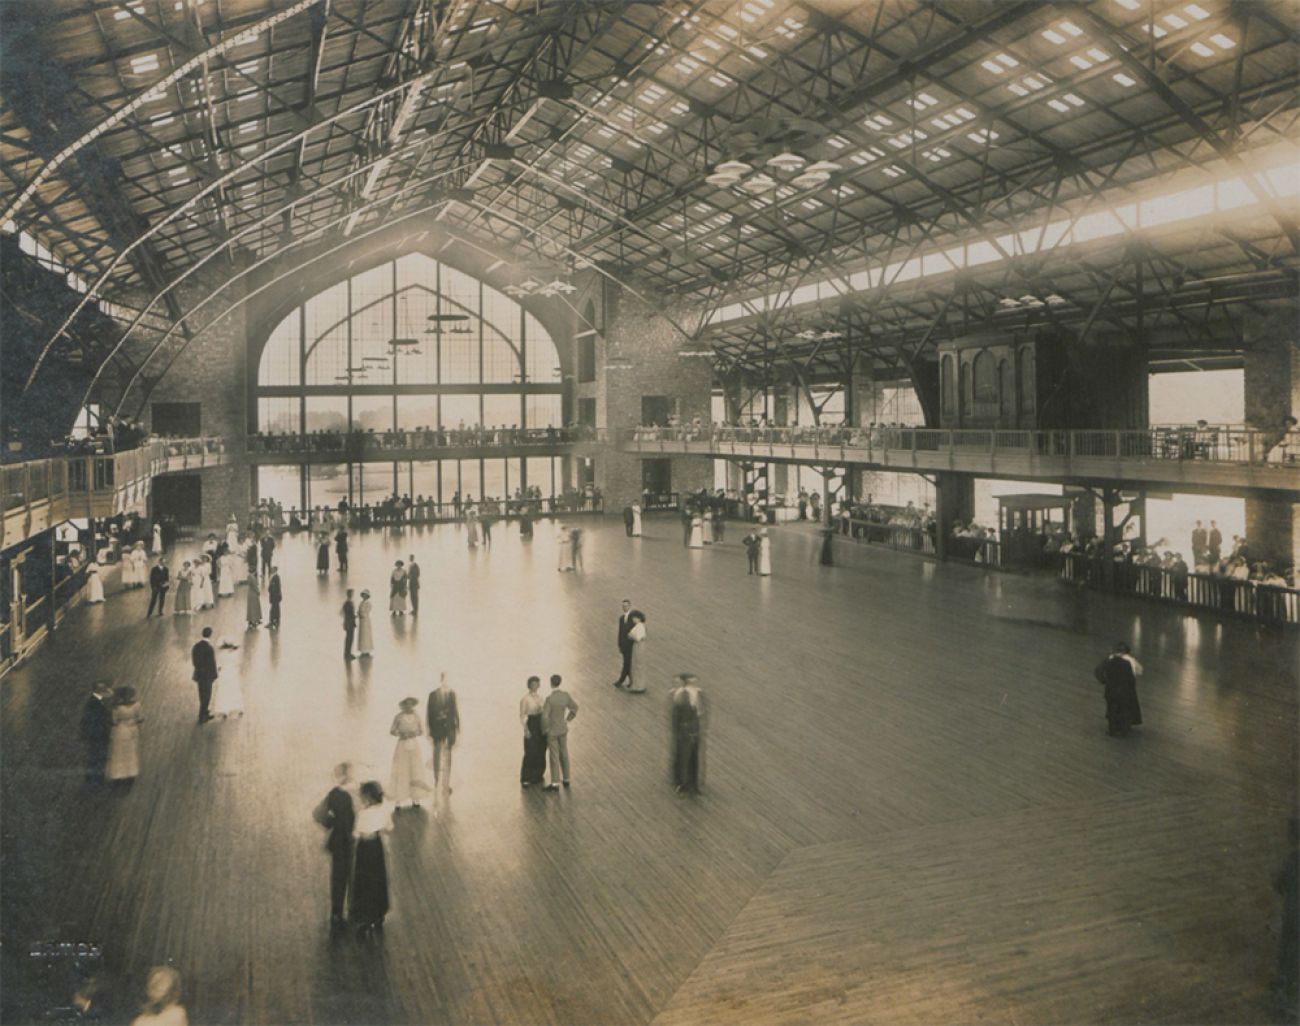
[[260, 314, 300, 386], [483, 394, 521, 429], [305, 321, 347, 387], [482, 458, 505, 503], [460, 460, 483, 504], [410, 461, 440, 505], [397, 395, 439, 432], [482, 333, 518, 383], [351, 266, 394, 379], [306, 463, 348, 510], [525, 457, 553, 496], [525, 314, 561, 383], [351, 394, 392, 432], [257, 466, 300, 510], [396, 252, 435, 291], [525, 393, 562, 429], [303, 281, 348, 386], [258, 396, 299, 434], [395, 285, 439, 385], [304, 396, 347, 433], [440, 394, 479, 430], [504, 457, 522, 498]]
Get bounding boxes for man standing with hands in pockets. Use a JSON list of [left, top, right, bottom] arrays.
[[541, 674, 579, 792]]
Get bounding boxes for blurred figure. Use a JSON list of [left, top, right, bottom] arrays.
[[426, 673, 460, 794], [351, 781, 393, 938], [80, 683, 114, 785], [670, 674, 705, 795], [1093, 641, 1143, 738], [106, 687, 143, 784], [313, 762, 355, 931], [388, 698, 432, 808], [129, 966, 185, 1026]]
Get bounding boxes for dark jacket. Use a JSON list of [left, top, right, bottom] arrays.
[[408, 563, 421, 589], [341, 599, 356, 630], [191, 639, 218, 683], [268, 574, 282, 603], [260, 535, 275, 557], [317, 785, 355, 854], [80, 694, 112, 748], [149, 564, 169, 589], [617, 610, 645, 651], [426, 688, 460, 744]]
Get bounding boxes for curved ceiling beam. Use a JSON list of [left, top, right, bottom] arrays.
[[22, 16, 573, 390], [107, 195, 698, 418], [1, 0, 325, 228]]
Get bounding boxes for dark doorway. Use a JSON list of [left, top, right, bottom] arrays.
[[152, 474, 202, 526], [641, 395, 672, 426], [151, 402, 201, 437], [578, 397, 597, 428], [641, 458, 671, 497]]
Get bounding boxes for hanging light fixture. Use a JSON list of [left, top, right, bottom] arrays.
[[737, 173, 778, 194], [790, 160, 840, 189], [766, 151, 806, 173], [705, 159, 753, 187]]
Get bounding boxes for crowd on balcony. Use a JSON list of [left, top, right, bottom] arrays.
[[58, 416, 150, 456], [248, 423, 601, 454], [1056, 527, 1295, 590]]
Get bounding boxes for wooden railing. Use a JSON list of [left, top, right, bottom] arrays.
[[1, 438, 227, 551], [247, 427, 608, 458], [1060, 552, 1299, 625]]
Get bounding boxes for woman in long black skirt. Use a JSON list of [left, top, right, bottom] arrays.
[[1093, 641, 1143, 738], [350, 781, 392, 937], [519, 676, 547, 786]]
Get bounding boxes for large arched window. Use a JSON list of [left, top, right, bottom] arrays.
[[255, 253, 566, 510]]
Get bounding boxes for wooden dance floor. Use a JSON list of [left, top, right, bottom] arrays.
[[2, 518, 1296, 1025]]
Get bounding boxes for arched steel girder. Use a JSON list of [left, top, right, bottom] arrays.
[[22, 12, 585, 389], [104, 193, 700, 419], [1, 0, 326, 228]]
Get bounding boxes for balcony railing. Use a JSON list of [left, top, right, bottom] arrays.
[[1, 438, 226, 551], [248, 427, 607, 457]]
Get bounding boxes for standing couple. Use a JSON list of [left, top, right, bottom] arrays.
[[519, 674, 579, 791], [388, 673, 460, 807], [314, 763, 390, 938], [610, 599, 647, 693]]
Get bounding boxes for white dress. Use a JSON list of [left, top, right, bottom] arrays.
[[357, 599, 374, 655], [217, 554, 236, 596], [106, 702, 142, 780], [150, 525, 163, 555], [194, 566, 213, 608], [389, 712, 433, 804], [210, 654, 244, 717], [86, 565, 105, 603], [758, 534, 773, 576], [121, 552, 138, 588], [631, 505, 642, 537], [132, 547, 148, 586], [689, 517, 704, 549], [556, 527, 571, 570], [226, 524, 240, 550]]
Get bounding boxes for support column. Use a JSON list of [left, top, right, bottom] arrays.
[[1243, 339, 1299, 569], [770, 380, 795, 498], [844, 361, 874, 500], [934, 472, 974, 560]]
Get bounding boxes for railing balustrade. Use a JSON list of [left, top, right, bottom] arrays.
[[248, 427, 607, 457]]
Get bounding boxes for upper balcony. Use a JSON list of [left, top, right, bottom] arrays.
[[621, 425, 1300, 496], [1, 438, 229, 551], [246, 427, 609, 464]]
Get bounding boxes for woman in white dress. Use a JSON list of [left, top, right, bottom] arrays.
[[388, 697, 433, 807], [193, 558, 213, 609], [85, 563, 105, 604], [150, 523, 163, 556], [757, 526, 773, 576], [555, 522, 571, 571], [106, 686, 142, 782], [631, 503, 643, 537], [132, 542, 149, 588], [389, 562, 408, 616], [217, 551, 237, 597], [233, 539, 248, 585], [689, 514, 704, 549], [466, 506, 480, 549], [210, 642, 244, 718], [626, 614, 648, 693], [225, 517, 240, 551], [357, 590, 374, 657]]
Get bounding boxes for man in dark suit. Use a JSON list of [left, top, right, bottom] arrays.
[[191, 627, 218, 724], [1208, 521, 1223, 564], [671, 673, 705, 794], [80, 683, 114, 783], [408, 555, 421, 614], [610, 599, 645, 690], [313, 762, 355, 930], [623, 505, 635, 536], [335, 528, 349, 572], [341, 589, 357, 660], [742, 529, 760, 574], [426, 673, 460, 793], [1190, 520, 1207, 563], [260, 533, 276, 576], [267, 566, 282, 628], [146, 557, 169, 617]]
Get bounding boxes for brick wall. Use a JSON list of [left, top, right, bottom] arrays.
[[594, 283, 713, 509], [1243, 338, 1299, 429]]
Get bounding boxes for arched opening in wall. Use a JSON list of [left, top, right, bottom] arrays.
[[972, 350, 997, 414], [253, 252, 565, 511], [940, 354, 955, 420], [999, 359, 1015, 421], [959, 361, 971, 422], [1017, 346, 1036, 416]]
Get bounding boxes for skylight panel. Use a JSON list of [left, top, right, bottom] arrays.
[[834, 184, 856, 198], [1115, 0, 1140, 8], [1047, 99, 1070, 113], [1086, 47, 1110, 62], [1113, 72, 1137, 86], [647, 122, 668, 135], [152, 113, 175, 126], [1190, 41, 1215, 57], [1071, 54, 1094, 69], [967, 128, 999, 143], [669, 101, 689, 116], [715, 23, 738, 39], [115, 2, 145, 19], [827, 136, 848, 149], [881, 165, 903, 178], [707, 72, 733, 88], [674, 56, 701, 74], [1042, 29, 1066, 45], [236, 60, 260, 75], [774, 16, 803, 38], [739, 224, 757, 235], [1064, 93, 1084, 106], [739, 1, 765, 22], [1184, 4, 1211, 20], [747, 46, 768, 59], [1209, 33, 1236, 48], [997, 53, 1020, 67], [130, 53, 160, 74], [849, 151, 872, 166], [922, 147, 951, 162], [775, 185, 795, 199], [907, 92, 939, 109], [801, 198, 823, 210], [980, 60, 1005, 74], [861, 114, 893, 131], [700, 37, 722, 51]]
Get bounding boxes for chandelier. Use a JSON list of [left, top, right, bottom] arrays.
[[504, 278, 577, 299]]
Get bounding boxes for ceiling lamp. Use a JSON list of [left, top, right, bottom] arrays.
[[795, 328, 843, 341], [766, 151, 806, 173], [738, 173, 778, 194], [790, 160, 840, 189], [705, 159, 752, 187]]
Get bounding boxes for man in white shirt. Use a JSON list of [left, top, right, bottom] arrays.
[[541, 674, 579, 791]]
